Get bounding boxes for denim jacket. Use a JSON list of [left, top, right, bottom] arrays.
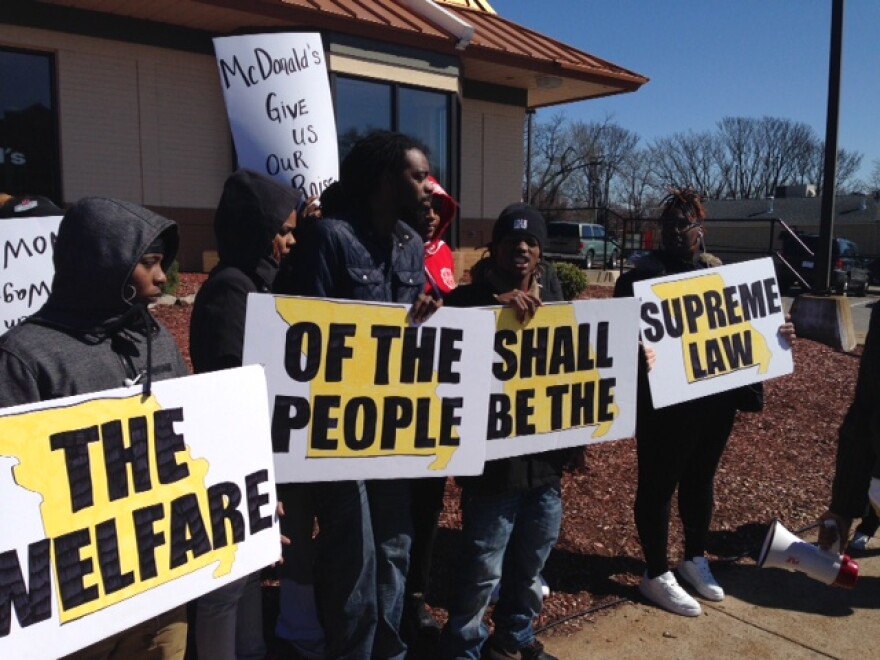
[[289, 214, 425, 304]]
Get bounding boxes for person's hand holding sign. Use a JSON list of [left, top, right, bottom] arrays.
[[494, 289, 542, 323]]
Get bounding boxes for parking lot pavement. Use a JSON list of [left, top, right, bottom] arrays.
[[541, 530, 880, 659]]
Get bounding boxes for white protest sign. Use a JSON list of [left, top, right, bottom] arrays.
[[242, 294, 493, 483], [213, 33, 338, 198], [0, 366, 280, 659], [633, 257, 793, 408], [482, 298, 641, 461], [1, 215, 62, 334]]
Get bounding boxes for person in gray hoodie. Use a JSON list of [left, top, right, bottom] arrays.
[[188, 169, 303, 660], [0, 196, 189, 658]]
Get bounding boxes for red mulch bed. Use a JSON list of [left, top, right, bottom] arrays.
[[155, 273, 861, 637]]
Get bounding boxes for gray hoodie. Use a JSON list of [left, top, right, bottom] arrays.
[[0, 197, 188, 407]]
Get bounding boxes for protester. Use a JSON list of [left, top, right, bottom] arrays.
[[614, 188, 794, 617], [0, 197, 189, 658], [282, 130, 439, 659], [188, 169, 303, 660], [402, 175, 460, 644], [439, 203, 563, 660], [818, 303, 880, 554], [0, 193, 63, 218]]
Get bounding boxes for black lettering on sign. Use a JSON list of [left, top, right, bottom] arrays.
[[439, 397, 462, 447], [0, 540, 52, 636], [413, 398, 434, 449], [437, 328, 463, 383], [208, 482, 245, 549], [382, 397, 413, 450], [284, 322, 321, 382], [102, 417, 151, 501], [95, 519, 134, 595], [53, 528, 98, 611], [401, 327, 435, 383], [154, 408, 189, 485], [487, 394, 512, 439], [246, 470, 273, 535], [133, 503, 166, 582], [519, 328, 548, 378], [325, 323, 356, 382], [515, 389, 536, 435], [311, 396, 340, 451], [50, 426, 99, 513], [169, 494, 211, 570], [343, 398, 377, 451], [271, 395, 310, 453], [493, 331, 518, 381], [371, 325, 401, 385]]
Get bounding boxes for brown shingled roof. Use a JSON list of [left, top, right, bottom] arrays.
[[37, 0, 648, 107]]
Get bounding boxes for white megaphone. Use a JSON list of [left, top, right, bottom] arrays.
[[757, 519, 859, 589]]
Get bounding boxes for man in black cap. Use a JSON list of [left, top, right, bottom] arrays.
[[439, 203, 563, 660]]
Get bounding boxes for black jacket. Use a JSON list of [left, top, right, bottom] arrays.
[[445, 262, 571, 495], [0, 197, 187, 406], [190, 170, 301, 374], [831, 304, 880, 517], [285, 213, 424, 304]]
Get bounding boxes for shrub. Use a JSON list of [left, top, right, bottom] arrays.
[[161, 260, 181, 296], [553, 261, 589, 300]]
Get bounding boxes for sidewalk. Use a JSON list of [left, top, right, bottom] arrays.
[[540, 531, 880, 659]]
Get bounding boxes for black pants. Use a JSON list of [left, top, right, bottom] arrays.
[[406, 477, 447, 599], [635, 395, 737, 578]]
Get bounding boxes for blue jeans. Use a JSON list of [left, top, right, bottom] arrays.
[[196, 573, 265, 660], [311, 479, 413, 660], [441, 484, 562, 660], [311, 480, 377, 659]]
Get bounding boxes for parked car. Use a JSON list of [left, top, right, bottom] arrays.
[[775, 232, 868, 296], [543, 221, 621, 269]]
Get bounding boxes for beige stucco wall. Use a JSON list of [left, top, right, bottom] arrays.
[[459, 97, 525, 247], [0, 25, 232, 208]]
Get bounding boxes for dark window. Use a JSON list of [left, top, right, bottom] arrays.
[[333, 75, 452, 191], [0, 48, 60, 201]]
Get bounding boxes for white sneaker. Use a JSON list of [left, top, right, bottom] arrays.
[[639, 571, 702, 617], [678, 557, 725, 602], [848, 531, 871, 553]]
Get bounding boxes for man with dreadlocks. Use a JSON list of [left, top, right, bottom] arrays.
[[614, 188, 793, 617], [284, 130, 439, 659]]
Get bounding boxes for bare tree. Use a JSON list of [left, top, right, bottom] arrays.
[[647, 131, 725, 198]]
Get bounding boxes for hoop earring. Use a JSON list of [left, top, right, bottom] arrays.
[[123, 283, 137, 303]]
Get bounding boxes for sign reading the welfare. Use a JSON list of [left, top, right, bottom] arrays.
[[213, 32, 338, 198], [0, 366, 280, 658], [242, 295, 494, 483], [633, 257, 793, 408], [1, 215, 62, 334], [483, 298, 641, 461]]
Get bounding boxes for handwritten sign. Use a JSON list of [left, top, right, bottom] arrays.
[[1, 215, 62, 334], [633, 257, 793, 408], [213, 33, 338, 198], [0, 366, 280, 658], [243, 295, 494, 483], [483, 298, 640, 460]]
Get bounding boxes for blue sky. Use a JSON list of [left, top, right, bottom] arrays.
[[499, 0, 878, 184]]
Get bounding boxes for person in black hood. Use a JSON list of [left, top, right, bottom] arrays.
[[188, 169, 303, 660], [0, 197, 189, 658]]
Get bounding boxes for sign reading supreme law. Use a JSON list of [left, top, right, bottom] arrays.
[[243, 295, 495, 483], [0, 367, 280, 658], [633, 257, 793, 408], [1, 215, 63, 334], [484, 298, 641, 460], [213, 32, 338, 198]]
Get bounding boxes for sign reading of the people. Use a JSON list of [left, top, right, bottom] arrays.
[[1, 215, 62, 334], [243, 295, 642, 479], [213, 32, 339, 198], [483, 298, 640, 460], [243, 295, 494, 483], [0, 367, 280, 658], [633, 257, 793, 408]]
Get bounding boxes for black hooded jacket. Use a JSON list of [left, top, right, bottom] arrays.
[[189, 169, 302, 373], [0, 197, 187, 406]]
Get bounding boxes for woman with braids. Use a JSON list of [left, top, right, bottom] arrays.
[[614, 188, 794, 617]]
